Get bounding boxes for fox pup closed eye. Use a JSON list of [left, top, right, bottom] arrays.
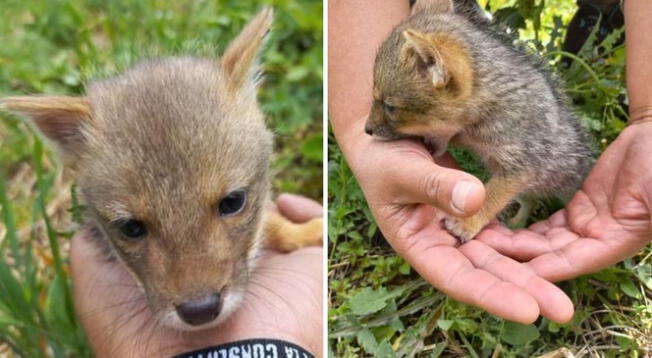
[[366, 0, 594, 242], [1, 8, 322, 331]]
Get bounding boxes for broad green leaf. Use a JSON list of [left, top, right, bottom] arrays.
[[349, 286, 408, 316], [501, 322, 540, 346], [634, 265, 652, 290], [356, 329, 379, 355], [375, 342, 397, 358], [357, 329, 396, 358], [430, 342, 446, 358], [620, 280, 641, 299], [437, 319, 454, 331], [398, 261, 411, 275]]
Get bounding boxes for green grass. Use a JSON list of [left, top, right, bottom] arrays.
[[328, 1, 652, 357], [0, 0, 322, 356]]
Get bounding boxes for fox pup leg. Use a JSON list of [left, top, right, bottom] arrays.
[[507, 195, 534, 228], [265, 211, 323, 252], [443, 174, 528, 243]]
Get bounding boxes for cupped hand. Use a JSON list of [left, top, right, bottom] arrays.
[[479, 122, 652, 281], [71, 194, 323, 357], [344, 120, 574, 324]]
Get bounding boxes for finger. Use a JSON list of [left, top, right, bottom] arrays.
[[70, 231, 148, 353], [70, 231, 138, 301], [396, 231, 540, 323], [460, 240, 574, 323], [526, 235, 649, 282], [477, 226, 578, 261], [483, 221, 513, 236], [528, 220, 551, 234], [526, 239, 608, 281], [528, 210, 568, 234], [386, 154, 485, 217], [276, 193, 323, 222], [70, 230, 122, 285]]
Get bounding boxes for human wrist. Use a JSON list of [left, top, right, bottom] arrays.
[[173, 339, 316, 358], [166, 326, 319, 357], [629, 105, 652, 124], [331, 116, 370, 174], [93, 330, 317, 358]]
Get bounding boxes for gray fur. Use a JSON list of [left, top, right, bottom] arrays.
[[376, 10, 594, 198], [370, 3, 595, 240]]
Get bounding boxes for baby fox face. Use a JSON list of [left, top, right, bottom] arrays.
[[2, 8, 274, 330], [366, 2, 475, 156]]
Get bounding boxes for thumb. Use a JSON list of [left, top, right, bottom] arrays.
[[276, 193, 323, 222], [387, 154, 485, 217]]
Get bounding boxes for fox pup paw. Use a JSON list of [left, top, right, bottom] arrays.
[[442, 216, 484, 244], [266, 215, 323, 252], [299, 217, 324, 248]]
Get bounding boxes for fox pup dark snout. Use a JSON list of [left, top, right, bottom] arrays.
[[2, 7, 322, 331], [368, 0, 594, 242]]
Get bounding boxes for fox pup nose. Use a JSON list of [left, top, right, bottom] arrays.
[[364, 123, 374, 135], [176, 292, 222, 326]]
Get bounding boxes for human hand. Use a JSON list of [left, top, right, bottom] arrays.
[[71, 194, 323, 357], [343, 119, 574, 324], [479, 122, 652, 281]]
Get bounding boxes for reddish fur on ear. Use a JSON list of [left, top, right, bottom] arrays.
[[221, 7, 273, 94], [401, 29, 450, 88], [1, 95, 91, 164]]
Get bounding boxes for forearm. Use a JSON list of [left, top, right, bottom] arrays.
[[625, 0, 652, 122], [327, 0, 409, 160]]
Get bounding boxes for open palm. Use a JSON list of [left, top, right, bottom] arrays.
[[348, 126, 574, 324], [480, 123, 652, 282]]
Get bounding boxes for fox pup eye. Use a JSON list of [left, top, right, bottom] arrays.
[[118, 219, 147, 240], [383, 102, 396, 113], [218, 189, 247, 217]]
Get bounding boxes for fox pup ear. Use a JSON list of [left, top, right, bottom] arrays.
[[1, 96, 91, 164], [402, 29, 449, 89], [411, 0, 454, 15], [221, 7, 273, 94]]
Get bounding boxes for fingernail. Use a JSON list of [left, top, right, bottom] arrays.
[[451, 181, 473, 215]]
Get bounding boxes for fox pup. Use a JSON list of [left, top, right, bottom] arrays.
[[366, 0, 594, 242], [1, 8, 322, 331]]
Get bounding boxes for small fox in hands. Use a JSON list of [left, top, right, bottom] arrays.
[[366, 0, 594, 243], [1, 8, 322, 331]]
